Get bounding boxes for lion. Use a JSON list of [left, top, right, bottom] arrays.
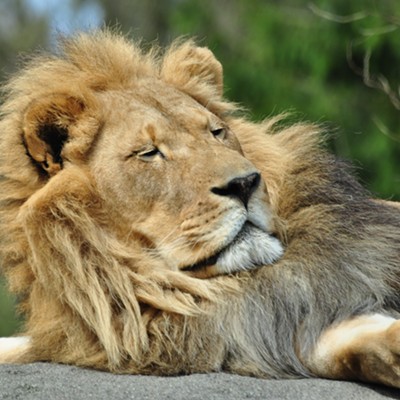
[[0, 30, 399, 388]]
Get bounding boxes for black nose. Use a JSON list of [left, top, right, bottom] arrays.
[[211, 172, 261, 208]]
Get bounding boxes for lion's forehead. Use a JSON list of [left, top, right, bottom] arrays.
[[98, 87, 219, 150]]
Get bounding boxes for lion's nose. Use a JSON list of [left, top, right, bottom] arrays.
[[211, 172, 261, 208]]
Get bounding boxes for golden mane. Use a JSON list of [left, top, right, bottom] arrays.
[[0, 31, 240, 368]]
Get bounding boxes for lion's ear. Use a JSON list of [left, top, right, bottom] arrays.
[[23, 94, 97, 176], [161, 41, 223, 104]]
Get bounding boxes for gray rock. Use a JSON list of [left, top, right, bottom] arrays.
[[0, 363, 399, 400]]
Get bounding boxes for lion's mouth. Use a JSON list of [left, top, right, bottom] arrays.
[[181, 249, 222, 272], [181, 222, 283, 274]]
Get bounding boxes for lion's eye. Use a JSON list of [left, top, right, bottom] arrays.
[[211, 127, 226, 140], [137, 147, 163, 161]]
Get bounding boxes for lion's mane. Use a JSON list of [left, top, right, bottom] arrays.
[[0, 30, 399, 377]]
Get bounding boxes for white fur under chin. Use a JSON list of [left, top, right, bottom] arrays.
[[215, 223, 283, 274]]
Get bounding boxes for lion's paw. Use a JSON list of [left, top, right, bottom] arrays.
[[0, 336, 31, 364], [310, 314, 400, 388]]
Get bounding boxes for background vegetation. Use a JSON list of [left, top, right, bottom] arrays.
[[0, 0, 399, 335]]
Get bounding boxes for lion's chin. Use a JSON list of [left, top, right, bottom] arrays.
[[183, 222, 284, 277]]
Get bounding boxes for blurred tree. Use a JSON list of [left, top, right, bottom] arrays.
[[0, 280, 21, 336], [73, 0, 172, 42], [0, 0, 50, 76]]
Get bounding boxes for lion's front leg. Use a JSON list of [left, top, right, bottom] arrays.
[[308, 314, 400, 388], [0, 337, 31, 364]]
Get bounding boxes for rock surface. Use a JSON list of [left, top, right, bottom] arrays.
[[0, 363, 399, 400]]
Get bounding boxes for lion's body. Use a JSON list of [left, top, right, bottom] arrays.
[[0, 30, 399, 387]]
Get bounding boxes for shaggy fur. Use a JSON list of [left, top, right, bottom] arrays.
[[0, 30, 399, 387]]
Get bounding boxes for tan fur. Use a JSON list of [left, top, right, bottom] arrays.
[[309, 315, 400, 387], [0, 30, 399, 387]]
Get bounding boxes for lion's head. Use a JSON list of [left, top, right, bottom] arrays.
[[4, 31, 283, 279]]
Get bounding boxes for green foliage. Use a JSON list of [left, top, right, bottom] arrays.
[[0, 0, 50, 75], [0, 0, 399, 336], [0, 279, 21, 336]]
